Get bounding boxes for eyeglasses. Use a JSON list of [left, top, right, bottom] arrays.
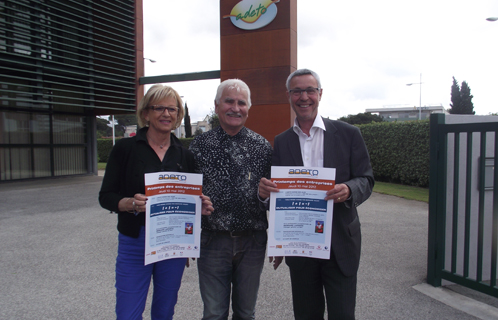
[[289, 87, 321, 97], [148, 105, 178, 114]]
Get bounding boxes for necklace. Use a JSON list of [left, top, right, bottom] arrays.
[[147, 132, 169, 149]]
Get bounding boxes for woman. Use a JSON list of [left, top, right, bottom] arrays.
[[99, 84, 213, 320]]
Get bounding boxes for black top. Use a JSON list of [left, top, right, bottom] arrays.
[[189, 126, 272, 232], [99, 127, 196, 238]]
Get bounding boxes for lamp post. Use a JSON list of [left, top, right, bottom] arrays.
[[143, 57, 156, 63], [406, 73, 422, 120], [112, 115, 115, 145], [486, 17, 498, 21]]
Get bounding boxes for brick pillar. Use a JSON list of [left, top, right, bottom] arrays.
[[220, 0, 297, 145]]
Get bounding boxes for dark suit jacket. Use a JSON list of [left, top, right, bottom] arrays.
[[273, 117, 374, 277]]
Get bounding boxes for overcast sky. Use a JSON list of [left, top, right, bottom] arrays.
[[143, 0, 498, 123]]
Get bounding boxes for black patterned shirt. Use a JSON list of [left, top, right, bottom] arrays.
[[189, 126, 272, 231]]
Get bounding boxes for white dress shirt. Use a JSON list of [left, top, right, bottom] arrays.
[[292, 114, 326, 167]]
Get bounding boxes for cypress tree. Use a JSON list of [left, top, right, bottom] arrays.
[[449, 77, 462, 114], [460, 81, 475, 115], [184, 103, 192, 138]]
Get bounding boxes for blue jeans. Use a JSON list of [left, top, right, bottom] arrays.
[[197, 230, 267, 320], [115, 226, 187, 320]]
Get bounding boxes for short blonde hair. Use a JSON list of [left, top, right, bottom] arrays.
[[137, 84, 184, 129]]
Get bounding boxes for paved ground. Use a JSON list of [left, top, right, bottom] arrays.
[[1, 174, 498, 319]]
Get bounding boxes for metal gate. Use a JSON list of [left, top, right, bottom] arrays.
[[428, 114, 498, 296]]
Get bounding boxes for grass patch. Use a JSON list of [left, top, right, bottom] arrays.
[[98, 162, 107, 170], [373, 181, 428, 203]]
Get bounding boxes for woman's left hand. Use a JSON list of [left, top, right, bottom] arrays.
[[132, 193, 148, 212], [200, 194, 214, 215]]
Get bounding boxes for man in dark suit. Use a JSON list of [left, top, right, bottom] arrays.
[[259, 69, 374, 320]]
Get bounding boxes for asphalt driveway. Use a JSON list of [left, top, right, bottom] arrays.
[[1, 175, 497, 319]]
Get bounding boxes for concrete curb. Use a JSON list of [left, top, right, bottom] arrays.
[[413, 283, 498, 320]]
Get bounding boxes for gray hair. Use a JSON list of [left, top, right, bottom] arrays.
[[286, 69, 322, 90], [215, 79, 252, 108]]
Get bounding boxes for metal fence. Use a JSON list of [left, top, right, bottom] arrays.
[[428, 114, 498, 297]]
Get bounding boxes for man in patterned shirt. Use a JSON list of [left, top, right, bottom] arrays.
[[189, 79, 272, 320]]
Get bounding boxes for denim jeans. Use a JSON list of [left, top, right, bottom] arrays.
[[197, 230, 267, 320], [115, 226, 187, 320]]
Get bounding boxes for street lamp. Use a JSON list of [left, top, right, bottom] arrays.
[[406, 73, 422, 120], [486, 17, 498, 21], [143, 57, 156, 63]]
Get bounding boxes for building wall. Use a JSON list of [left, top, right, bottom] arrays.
[[0, 0, 140, 181], [366, 106, 447, 122], [179, 116, 211, 138]]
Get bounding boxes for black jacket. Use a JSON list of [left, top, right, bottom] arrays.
[[273, 117, 374, 277], [99, 127, 196, 238]]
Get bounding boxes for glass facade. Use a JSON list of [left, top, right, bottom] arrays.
[[0, 0, 137, 181], [0, 111, 87, 180]]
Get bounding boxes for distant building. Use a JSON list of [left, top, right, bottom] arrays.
[[179, 115, 211, 138], [124, 125, 138, 138], [365, 105, 448, 122]]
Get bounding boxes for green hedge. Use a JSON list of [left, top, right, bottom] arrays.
[[97, 137, 194, 163], [97, 138, 118, 163], [98, 122, 430, 188], [180, 138, 194, 149], [357, 120, 430, 188]]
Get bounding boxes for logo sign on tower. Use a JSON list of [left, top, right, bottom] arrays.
[[224, 0, 280, 30]]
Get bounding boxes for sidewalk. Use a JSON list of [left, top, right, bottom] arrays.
[[1, 175, 497, 319]]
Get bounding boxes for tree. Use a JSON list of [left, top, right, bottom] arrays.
[[193, 128, 204, 136], [96, 117, 112, 138], [184, 103, 192, 138], [113, 114, 137, 136], [449, 77, 474, 114], [449, 77, 462, 114], [338, 112, 384, 125], [208, 110, 220, 130], [460, 81, 475, 114]]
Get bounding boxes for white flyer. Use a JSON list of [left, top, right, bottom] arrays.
[[267, 166, 335, 259], [144, 172, 202, 265]]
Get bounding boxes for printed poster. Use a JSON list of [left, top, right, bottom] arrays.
[[144, 172, 203, 265], [267, 166, 335, 259]]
